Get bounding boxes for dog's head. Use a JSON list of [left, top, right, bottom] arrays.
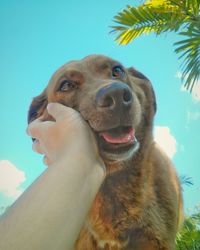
[[28, 55, 156, 165]]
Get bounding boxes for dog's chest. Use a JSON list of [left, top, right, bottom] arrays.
[[75, 193, 126, 249], [75, 170, 146, 249]]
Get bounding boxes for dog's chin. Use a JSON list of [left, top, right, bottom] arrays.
[[95, 126, 140, 163], [100, 142, 140, 163]]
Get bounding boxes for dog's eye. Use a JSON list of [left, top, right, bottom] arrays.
[[59, 80, 77, 92], [112, 66, 125, 78]]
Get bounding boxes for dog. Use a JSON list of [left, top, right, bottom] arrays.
[[28, 55, 183, 249]]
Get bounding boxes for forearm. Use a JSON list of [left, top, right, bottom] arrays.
[[0, 157, 104, 250]]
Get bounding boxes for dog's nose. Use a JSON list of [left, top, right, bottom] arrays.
[[96, 82, 133, 109]]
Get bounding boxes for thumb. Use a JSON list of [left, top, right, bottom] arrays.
[[47, 103, 78, 122]]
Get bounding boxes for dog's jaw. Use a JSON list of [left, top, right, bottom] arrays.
[[94, 127, 140, 164], [100, 139, 140, 163]]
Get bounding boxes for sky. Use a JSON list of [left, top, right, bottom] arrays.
[[0, 0, 199, 215]]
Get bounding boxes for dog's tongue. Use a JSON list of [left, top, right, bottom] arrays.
[[101, 128, 135, 144]]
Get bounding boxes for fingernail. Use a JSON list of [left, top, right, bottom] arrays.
[[47, 103, 54, 110]]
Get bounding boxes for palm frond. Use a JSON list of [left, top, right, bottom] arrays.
[[179, 175, 193, 187], [176, 208, 200, 250], [146, 0, 200, 18], [174, 24, 200, 92], [112, 5, 185, 45], [144, 0, 181, 13], [111, 0, 200, 93]]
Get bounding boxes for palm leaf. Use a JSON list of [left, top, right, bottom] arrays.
[[111, 0, 200, 93], [112, 5, 184, 45], [176, 208, 200, 249], [174, 24, 200, 92], [179, 175, 193, 187]]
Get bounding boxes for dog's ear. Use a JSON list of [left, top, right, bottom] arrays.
[[127, 67, 157, 114], [127, 67, 149, 81], [28, 89, 48, 124], [150, 86, 157, 114]]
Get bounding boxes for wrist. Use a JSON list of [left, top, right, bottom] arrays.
[[50, 152, 105, 178]]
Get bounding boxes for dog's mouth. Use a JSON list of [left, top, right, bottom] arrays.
[[100, 126, 135, 144], [95, 126, 139, 162]]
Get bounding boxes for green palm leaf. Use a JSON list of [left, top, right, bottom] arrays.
[[112, 5, 184, 45], [111, 0, 200, 93], [176, 208, 200, 250], [179, 175, 193, 187], [174, 25, 200, 92]]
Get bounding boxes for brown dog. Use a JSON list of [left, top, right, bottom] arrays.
[[28, 55, 183, 250]]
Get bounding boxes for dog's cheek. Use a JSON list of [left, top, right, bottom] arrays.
[[132, 96, 143, 129], [79, 103, 104, 131], [137, 82, 156, 122], [78, 94, 95, 119], [48, 91, 78, 110]]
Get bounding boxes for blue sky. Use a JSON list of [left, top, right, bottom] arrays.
[[0, 0, 199, 214]]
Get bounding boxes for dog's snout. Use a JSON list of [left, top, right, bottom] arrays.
[[96, 82, 133, 109]]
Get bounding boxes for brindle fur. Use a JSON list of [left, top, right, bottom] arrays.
[[28, 55, 183, 250]]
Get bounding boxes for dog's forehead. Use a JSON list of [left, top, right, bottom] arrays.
[[53, 55, 120, 76], [81, 54, 119, 65], [47, 55, 123, 91]]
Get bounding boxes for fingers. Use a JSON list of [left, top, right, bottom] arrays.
[[32, 139, 44, 154], [27, 103, 84, 137], [27, 118, 54, 139], [47, 103, 80, 123], [26, 118, 43, 139], [32, 140, 52, 166]]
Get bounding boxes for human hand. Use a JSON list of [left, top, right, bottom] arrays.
[[27, 103, 105, 171]]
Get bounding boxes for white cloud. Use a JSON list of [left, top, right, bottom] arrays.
[[0, 160, 26, 199], [176, 71, 200, 101], [154, 126, 177, 158]]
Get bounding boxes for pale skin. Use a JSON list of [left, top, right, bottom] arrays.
[[0, 103, 105, 250]]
